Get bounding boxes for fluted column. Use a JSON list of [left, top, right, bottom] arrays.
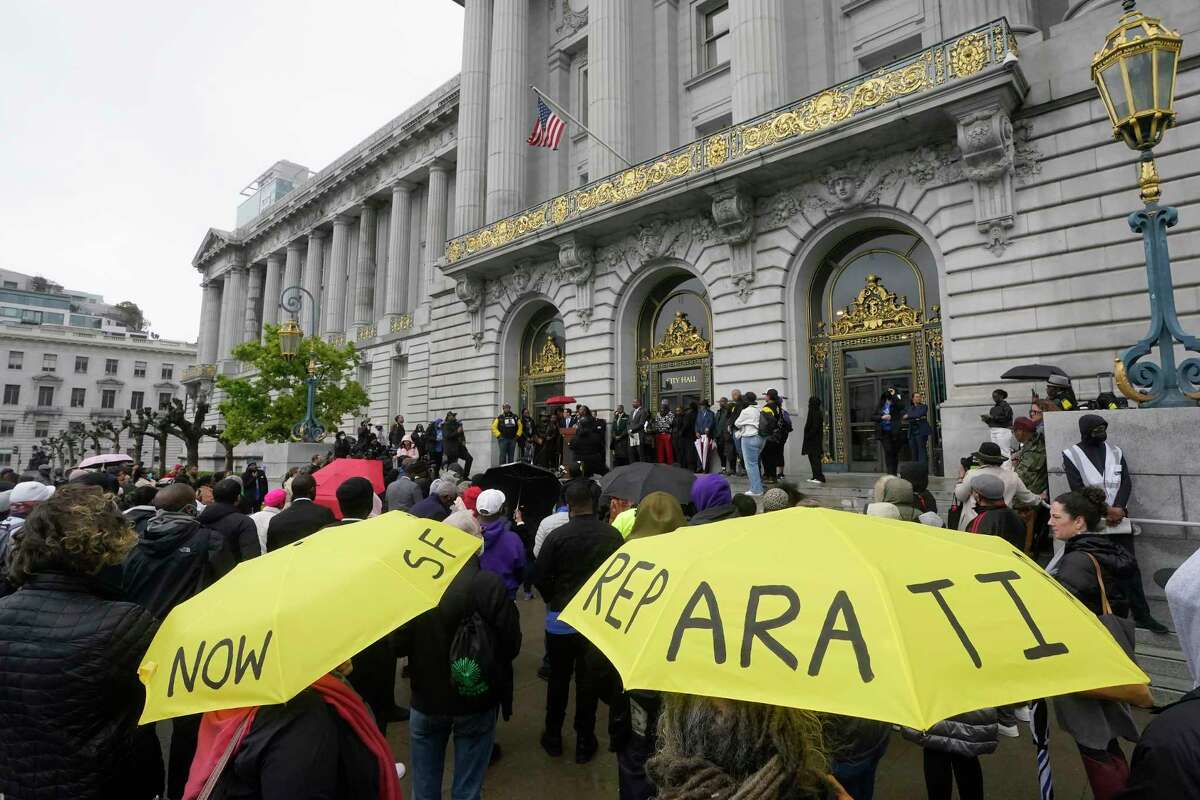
[[731, 0, 788, 123], [485, 0, 528, 221], [323, 215, 353, 335], [221, 262, 248, 362], [303, 230, 326, 325], [589, 0, 634, 177], [456, 0, 492, 235], [386, 180, 414, 317], [261, 253, 284, 339], [945, 0, 1038, 40], [353, 202, 377, 327], [284, 241, 303, 292], [654, 0, 680, 152], [424, 162, 450, 303], [243, 264, 264, 344], [198, 280, 222, 364]]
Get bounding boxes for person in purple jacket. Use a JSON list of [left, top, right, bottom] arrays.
[[475, 489, 527, 600]]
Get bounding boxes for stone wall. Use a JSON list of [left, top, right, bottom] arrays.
[[1045, 407, 1200, 602]]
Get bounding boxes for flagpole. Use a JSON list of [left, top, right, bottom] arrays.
[[529, 84, 633, 169]]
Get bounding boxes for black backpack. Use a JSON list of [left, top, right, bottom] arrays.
[[758, 407, 779, 440], [449, 610, 499, 699]]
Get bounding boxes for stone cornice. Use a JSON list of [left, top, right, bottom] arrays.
[[193, 76, 461, 269]]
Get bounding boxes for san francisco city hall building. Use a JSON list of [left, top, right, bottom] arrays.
[[186, 0, 1200, 476]]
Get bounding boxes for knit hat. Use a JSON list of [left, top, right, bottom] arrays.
[[263, 488, 286, 509], [762, 488, 791, 512], [461, 485, 482, 512]]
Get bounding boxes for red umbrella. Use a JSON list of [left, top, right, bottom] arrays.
[[312, 458, 385, 520], [544, 395, 576, 406]]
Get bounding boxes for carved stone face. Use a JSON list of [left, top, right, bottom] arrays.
[[830, 173, 858, 202]]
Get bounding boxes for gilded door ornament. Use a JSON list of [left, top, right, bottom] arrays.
[[950, 32, 988, 78], [830, 274, 923, 338], [650, 312, 711, 360], [525, 338, 566, 376]]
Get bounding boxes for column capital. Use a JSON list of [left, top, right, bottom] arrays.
[[332, 214, 355, 227], [285, 239, 305, 253], [359, 199, 378, 212], [390, 177, 417, 193], [427, 158, 452, 176], [227, 252, 246, 269], [307, 227, 328, 241]]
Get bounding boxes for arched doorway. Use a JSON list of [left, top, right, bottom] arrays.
[[519, 306, 566, 417], [807, 229, 946, 473], [635, 274, 713, 409]]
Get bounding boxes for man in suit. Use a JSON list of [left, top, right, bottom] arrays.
[[628, 398, 648, 463], [328, 476, 408, 729], [266, 472, 336, 551]]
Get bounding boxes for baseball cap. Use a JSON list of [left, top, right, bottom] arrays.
[[476, 488, 506, 516], [11, 481, 55, 504]]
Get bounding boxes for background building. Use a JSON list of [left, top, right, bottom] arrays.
[[189, 0, 1199, 477], [0, 271, 196, 471]]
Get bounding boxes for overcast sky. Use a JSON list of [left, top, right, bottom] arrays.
[[1, 1, 464, 342]]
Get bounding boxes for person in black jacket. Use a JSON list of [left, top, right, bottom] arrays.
[[962, 473, 1027, 550], [266, 473, 336, 551], [900, 461, 938, 515], [873, 387, 906, 476], [0, 484, 162, 800], [443, 411, 474, 476], [394, 557, 521, 800], [569, 406, 608, 477], [533, 480, 624, 763], [240, 461, 270, 513], [802, 396, 826, 484], [199, 477, 260, 564]]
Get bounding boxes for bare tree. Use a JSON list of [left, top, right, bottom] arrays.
[[160, 397, 217, 468]]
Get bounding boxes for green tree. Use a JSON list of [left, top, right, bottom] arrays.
[[161, 396, 217, 468], [216, 325, 368, 445], [113, 300, 149, 331]]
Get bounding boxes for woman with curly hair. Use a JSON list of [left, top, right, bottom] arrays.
[[0, 484, 163, 800]]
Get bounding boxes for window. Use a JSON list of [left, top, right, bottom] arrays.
[[0, 453, 11, 466], [134, 360, 147, 378], [101, 389, 116, 409], [161, 363, 174, 380], [696, 112, 733, 139], [578, 172, 589, 186], [105, 358, 119, 375], [35, 421, 50, 439], [74, 355, 89, 373], [578, 65, 589, 127], [701, 3, 730, 71], [130, 390, 144, 410], [7, 351, 22, 370], [158, 392, 173, 410], [859, 34, 923, 72], [0, 420, 13, 437], [68, 420, 84, 434], [2, 385, 18, 405], [2, 281, 16, 289], [70, 388, 86, 407], [37, 385, 54, 407], [41, 353, 57, 373]]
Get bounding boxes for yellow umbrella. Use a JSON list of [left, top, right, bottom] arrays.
[[137, 512, 481, 724], [558, 507, 1148, 731]]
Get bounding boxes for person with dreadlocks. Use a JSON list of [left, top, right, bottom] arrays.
[[645, 694, 850, 800]]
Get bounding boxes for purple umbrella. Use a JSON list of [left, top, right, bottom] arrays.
[[76, 453, 135, 469]]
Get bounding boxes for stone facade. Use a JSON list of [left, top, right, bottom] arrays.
[[0, 325, 196, 470], [188, 0, 1200, 480]]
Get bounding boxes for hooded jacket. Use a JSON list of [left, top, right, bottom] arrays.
[[880, 477, 920, 522], [1064, 414, 1131, 509], [899, 462, 938, 514], [198, 502, 260, 564], [479, 517, 526, 598], [123, 505, 158, 538], [1053, 534, 1135, 617], [121, 512, 229, 620], [688, 474, 740, 525]]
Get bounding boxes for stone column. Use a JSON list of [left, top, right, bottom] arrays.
[[386, 180, 414, 317], [302, 230, 326, 325], [424, 161, 450, 300], [243, 264, 264, 344], [323, 215, 353, 335], [198, 280, 222, 364], [588, 0, 634, 177], [261, 253, 283, 339], [455, 0, 492, 236], [654, 0, 680, 153], [485, 0, 528, 220], [731, 0, 788, 123], [546, 50, 572, 197], [221, 262, 248, 362], [353, 202, 377, 327], [283, 241, 303, 293], [945, 0, 1038, 41]]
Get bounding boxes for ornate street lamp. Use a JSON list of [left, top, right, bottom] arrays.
[[278, 286, 326, 442], [1094, 1, 1198, 406]]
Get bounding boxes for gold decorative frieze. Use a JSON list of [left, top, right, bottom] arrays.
[[445, 19, 1014, 265], [650, 311, 711, 361], [356, 325, 377, 341], [830, 274, 923, 338], [525, 338, 566, 376], [390, 314, 413, 332]]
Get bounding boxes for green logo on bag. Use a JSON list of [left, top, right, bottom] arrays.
[[451, 657, 488, 696]]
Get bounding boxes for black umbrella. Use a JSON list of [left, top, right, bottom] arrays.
[[1000, 364, 1069, 381], [600, 462, 696, 505], [477, 462, 561, 518]]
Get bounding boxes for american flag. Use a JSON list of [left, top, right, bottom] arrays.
[[527, 97, 566, 150]]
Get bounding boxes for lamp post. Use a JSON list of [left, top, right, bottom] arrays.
[[1093, 1, 1198, 407], [278, 286, 326, 442]]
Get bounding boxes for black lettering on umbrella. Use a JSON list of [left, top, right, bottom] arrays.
[[235, 631, 274, 684], [169, 640, 205, 698], [606, 560, 656, 630], [807, 590, 873, 682], [908, 578, 982, 668], [626, 569, 669, 635], [975, 571, 1069, 660], [740, 585, 800, 670], [667, 581, 726, 664], [201, 638, 235, 690], [583, 553, 631, 615], [402, 528, 460, 579]]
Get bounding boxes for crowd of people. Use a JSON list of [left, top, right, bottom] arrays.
[[0, 377, 1194, 800]]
